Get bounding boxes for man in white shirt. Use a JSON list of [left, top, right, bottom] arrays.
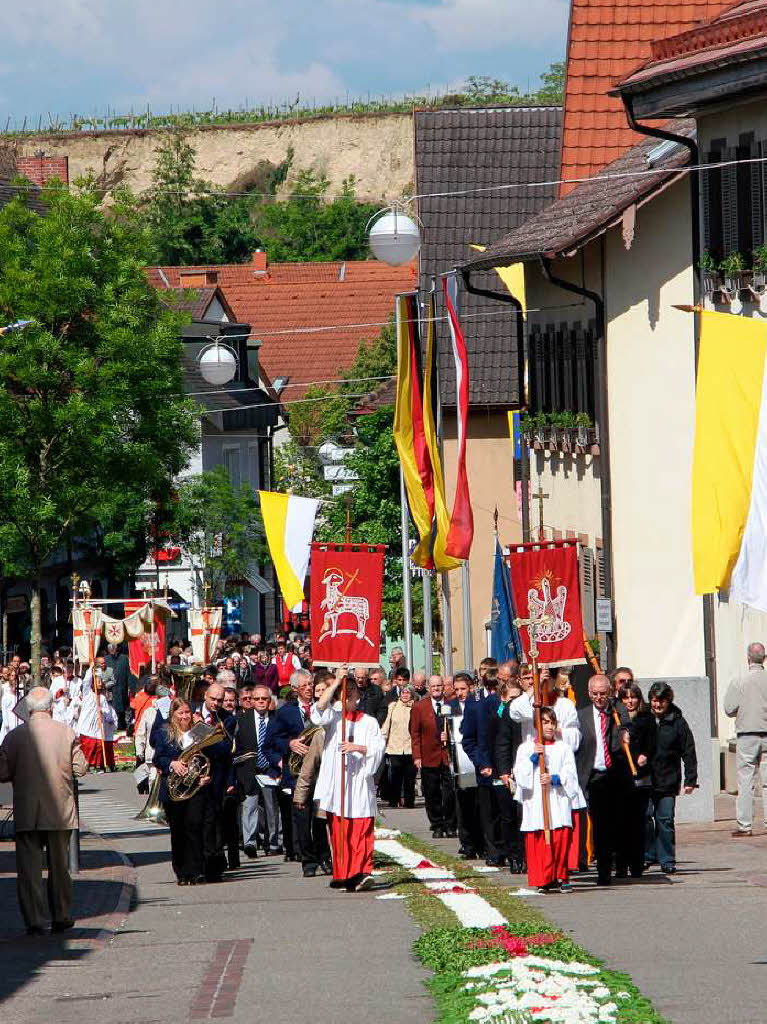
[[508, 669, 580, 751]]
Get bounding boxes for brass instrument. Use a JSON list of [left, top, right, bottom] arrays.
[[135, 771, 168, 824], [287, 724, 323, 777], [169, 664, 205, 703], [167, 721, 227, 802]]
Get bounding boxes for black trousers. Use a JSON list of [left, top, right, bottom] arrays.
[[293, 805, 330, 868], [587, 770, 618, 883], [454, 785, 485, 854], [421, 765, 455, 831], [388, 754, 417, 808], [615, 781, 651, 876], [495, 784, 524, 866], [222, 795, 241, 866], [278, 790, 295, 856], [165, 790, 217, 881]]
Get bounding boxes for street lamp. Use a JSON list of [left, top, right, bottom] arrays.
[[368, 205, 421, 266], [197, 340, 238, 386]]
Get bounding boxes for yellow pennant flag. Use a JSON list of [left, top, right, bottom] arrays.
[[259, 491, 318, 611], [469, 243, 526, 316]]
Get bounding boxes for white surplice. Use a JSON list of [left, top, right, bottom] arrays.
[[513, 739, 581, 832], [0, 685, 21, 742], [77, 673, 117, 741], [508, 693, 581, 751], [310, 704, 385, 818]]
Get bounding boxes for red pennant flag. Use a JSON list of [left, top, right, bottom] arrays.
[[310, 544, 386, 667], [442, 274, 474, 559]]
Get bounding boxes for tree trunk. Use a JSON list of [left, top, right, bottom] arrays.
[[30, 584, 41, 680]]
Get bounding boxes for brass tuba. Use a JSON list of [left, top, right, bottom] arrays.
[[167, 721, 227, 802], [134, 771, 168, 824], [287, 724, 323, 777]]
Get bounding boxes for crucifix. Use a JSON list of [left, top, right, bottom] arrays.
[[533, 484, 549, 542], [513, 611, 553, 844]]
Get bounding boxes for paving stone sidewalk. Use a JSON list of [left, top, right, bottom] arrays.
[[382, 798, 767, 1024], [0, 776, 432, 1024]]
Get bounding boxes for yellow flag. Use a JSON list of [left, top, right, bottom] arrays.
[[692, 311, 767, 593], [469, 243, 526, 316]]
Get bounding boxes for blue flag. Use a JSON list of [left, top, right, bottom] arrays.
[[490, 536, 523, 662]]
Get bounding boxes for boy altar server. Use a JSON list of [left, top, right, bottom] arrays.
[[514, 706, 581, 894]]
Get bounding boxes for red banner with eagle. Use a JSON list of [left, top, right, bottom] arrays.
[[507, 540, 585, 665], [310, 543, 386, 667]]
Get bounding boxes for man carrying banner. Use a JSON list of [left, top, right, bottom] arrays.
[[310, 669, 385, 891]]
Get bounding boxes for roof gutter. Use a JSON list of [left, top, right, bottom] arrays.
[[459, 267, 531, 542], [538, 256, 614, 671], [622, 94, 718, 733]]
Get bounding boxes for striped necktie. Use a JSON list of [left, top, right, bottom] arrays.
[[256, 713, 269, 770], [600, 710, 612, 769]]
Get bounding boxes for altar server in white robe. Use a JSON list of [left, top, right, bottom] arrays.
[[78, 662, 118, 770], [513, 706, 582, 893], [0, 678, 22, 742], [508, 669, 581, 750], [49, 667, 76, 727], [311, 669, 385, 892]]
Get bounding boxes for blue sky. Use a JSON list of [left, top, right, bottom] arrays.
[[0, 0, 568, 123]]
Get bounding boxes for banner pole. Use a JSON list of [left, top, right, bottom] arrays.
[[399, 467, 414, 671], [433, 300, 453, 676], [422, 571, 433, 674], [461, 560, 473, 671]]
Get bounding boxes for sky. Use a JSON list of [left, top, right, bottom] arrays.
[[0, 0, 569, 124]]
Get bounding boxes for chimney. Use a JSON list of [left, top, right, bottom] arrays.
[[178, 269, 218, 288], [252, 250, 268, 274], [17, 152, 69, 187]]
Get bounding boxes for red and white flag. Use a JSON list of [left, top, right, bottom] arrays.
[[442, 273, 474, 559], [310, 543, 386, 667]]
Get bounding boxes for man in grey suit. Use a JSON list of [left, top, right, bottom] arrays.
[[0, 687, 88, 935], [724, 642, 767, 837]]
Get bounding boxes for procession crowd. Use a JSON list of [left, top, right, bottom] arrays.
[[0, 627, 709, 938]]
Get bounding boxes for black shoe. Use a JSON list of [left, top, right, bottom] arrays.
[[51, 919, 75, 933], [432, 828, 444, 838], [303, 865, 318, 877], [269, 846, 284, 856], [485, 856, 504, 867], [26, 925, 46, 936], [459, 849, 477, 860], [443, 829, 457, 839], [614, 868, 628, 879], [228, 855, 241, 870], [284, 852, 298, 862], [244, 845, 258, 859], [661, 864, 676, 875], [596, 877, 611, 887], [319, 860, 333, 875]]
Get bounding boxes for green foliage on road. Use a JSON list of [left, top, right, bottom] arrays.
[[167, 466, 266, 603], [0, 179, 197, 667]]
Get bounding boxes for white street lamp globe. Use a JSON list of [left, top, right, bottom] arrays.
[[369, 208, 421, 266], [198, 343, 237, 386]]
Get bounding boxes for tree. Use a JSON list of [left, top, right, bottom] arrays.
[[0, 179, 198, 669], [166, 467, 265, 603]]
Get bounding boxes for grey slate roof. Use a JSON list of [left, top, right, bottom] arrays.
[[461, 120, 695, 271], [415, 106, 563, 407]]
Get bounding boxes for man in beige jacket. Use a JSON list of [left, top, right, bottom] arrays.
[[0, 686, 88, 935]]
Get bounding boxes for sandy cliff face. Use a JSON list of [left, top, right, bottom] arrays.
[[3, 112, 414, 201]]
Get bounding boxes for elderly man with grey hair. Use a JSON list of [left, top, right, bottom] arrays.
[[725, 642, 767, 837], [0, 687, 88, 935]]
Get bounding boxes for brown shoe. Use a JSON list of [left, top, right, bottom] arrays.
[[732, 829, 753, 837]]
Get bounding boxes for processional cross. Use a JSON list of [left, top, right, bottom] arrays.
[[514, 611, 553, 843], [533, 485, 549, 541]]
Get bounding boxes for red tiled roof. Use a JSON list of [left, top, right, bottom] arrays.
[[618, 0, 767, 91], [148, 258, 417, 399], [560, 0, 731, 196]]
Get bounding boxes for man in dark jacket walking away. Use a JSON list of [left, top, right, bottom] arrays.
[[646, 681, 697, 874]]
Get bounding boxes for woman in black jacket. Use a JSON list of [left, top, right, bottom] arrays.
[[154, 699, 215, 885], [646, 682, 698, 874], [616, 682, 656, 877]]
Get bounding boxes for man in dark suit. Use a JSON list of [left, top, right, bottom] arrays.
[[235, 684, 280, 858], [263, 667, 330, 875], [450, 672, 484, 859], [409, 674, 456, 838], [576, 673, 628, 886], [354, 668, 383, 721]]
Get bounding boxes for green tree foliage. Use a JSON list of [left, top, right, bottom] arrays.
[[442, 62, 565, 107], [317, 407, 426, 638], [0, 179, 197, 668], [167, 466, 265, 603], [144, 135, 378, 266]]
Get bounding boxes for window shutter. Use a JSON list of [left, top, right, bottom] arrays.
[[721, 145, 740, 255], [759, 140, 767, 250], [752, 139, 765, 250], [595, 545, 606, 599], [703, 142, 724, 258], [579, 546, 596, 636], [738, 133, 755, 257]]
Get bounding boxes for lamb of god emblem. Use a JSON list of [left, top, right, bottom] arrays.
[[527, 570, 571, 644], [319, 568, 374, 648]]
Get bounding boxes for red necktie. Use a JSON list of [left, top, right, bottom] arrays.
[[301, 704, 311, 724], [600, 710, 612, 768]]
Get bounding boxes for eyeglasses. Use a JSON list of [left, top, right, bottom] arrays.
[[253, 696, 270, 702]]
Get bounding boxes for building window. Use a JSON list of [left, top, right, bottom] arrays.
[[248, 444, 260, 491], [702, 132, 765, 260], [527, 320, 597, 423], [223, 446, 241, 489]]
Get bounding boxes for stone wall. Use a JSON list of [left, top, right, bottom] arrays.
[[1, 112, 414, 202]]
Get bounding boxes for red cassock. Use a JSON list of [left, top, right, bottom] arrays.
[[326, 813, 374, 882], [525, 826, 572, 887], [79, 734, 115, 769]]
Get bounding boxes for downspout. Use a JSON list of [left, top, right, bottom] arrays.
[[538, 256, 615, 671], [460, 270, 531, 543], [623, 96, 718, 736]]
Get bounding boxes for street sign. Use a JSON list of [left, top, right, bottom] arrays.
[[596, 597, 613, 633]]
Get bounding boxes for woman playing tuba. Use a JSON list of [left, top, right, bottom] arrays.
[[153, 698, 215, 886]]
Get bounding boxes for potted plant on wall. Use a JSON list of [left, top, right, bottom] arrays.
[[530, 411, 547, 448], [720, 251, 749, 300], [699, 250, 721, 299], [575, 411, 593, 449], [753, 245, 767, 293], [553, 410, 577, 451]]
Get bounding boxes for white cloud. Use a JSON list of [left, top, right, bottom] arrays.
[[407, 0, 569, 50]]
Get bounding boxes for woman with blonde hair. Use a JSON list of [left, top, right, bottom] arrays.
[[153, 698, 214, 885], [381, 683, 417, 808]]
